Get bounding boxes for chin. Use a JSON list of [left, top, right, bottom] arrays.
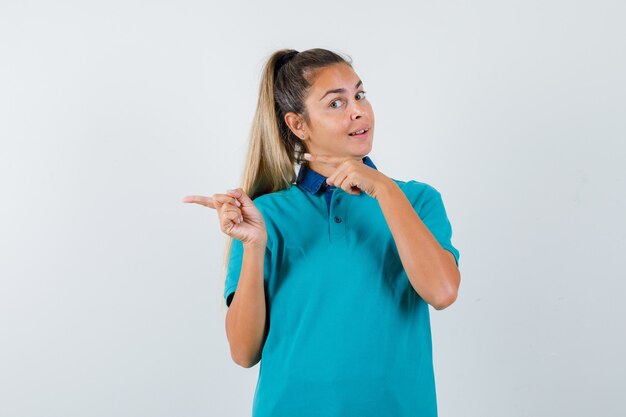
[[352, 142, 373, 157]]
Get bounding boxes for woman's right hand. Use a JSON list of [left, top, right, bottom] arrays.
[[182, 187, 267, 247]]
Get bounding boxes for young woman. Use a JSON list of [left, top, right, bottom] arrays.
[[183, 48, 461, 417]]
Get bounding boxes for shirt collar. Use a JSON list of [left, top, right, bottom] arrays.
[[296, 155, 378, 195]]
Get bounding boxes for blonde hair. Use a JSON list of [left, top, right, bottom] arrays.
[[218, 48, 353, 314]]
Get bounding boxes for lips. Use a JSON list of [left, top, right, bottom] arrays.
[[349, 127, 370, 136]]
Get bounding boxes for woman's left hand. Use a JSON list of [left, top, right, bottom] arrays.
[[304, 153, 390, 199]]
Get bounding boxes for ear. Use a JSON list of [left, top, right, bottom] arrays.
[[284, 112, 307, 140]]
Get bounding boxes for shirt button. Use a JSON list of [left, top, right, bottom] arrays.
[[334, 216, 342, 223]]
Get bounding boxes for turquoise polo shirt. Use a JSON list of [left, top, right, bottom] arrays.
[[224, 156, 460, 417]]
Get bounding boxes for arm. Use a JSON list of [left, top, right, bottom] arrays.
[[375, 179, 460, 310], [225, 242, 268, 367]]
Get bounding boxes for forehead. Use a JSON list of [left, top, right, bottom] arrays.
[[309, 63, 359, 91]]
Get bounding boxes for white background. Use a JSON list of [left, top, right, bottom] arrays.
[[1, 1, 624, 416]]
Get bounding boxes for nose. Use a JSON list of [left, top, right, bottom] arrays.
[[350, 101, 366, 119]]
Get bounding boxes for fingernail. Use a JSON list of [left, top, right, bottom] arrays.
[[239, 216, 243, 223], [235, 200, 241, 207], [304, 153, 311, 159], [227, 189, 236, 193]]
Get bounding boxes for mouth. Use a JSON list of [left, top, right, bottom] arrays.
[[348, 127, 370, 138]]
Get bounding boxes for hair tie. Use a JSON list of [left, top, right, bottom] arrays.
[[274, 50, 299, 80]]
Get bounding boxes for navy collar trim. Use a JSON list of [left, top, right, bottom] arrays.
[[296, 155, 378, 195]]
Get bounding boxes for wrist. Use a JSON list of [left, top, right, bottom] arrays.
[[373, 176, 398, 200], [243, 239, 267, 251]]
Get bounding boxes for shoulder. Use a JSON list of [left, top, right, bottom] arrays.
[[251, 184, 301, 209], [250, 185, 303, 247], [250, 184, 306, 226]]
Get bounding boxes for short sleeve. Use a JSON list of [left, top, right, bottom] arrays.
[[417, 185, 460, 267], [223, 238, 272, 308]]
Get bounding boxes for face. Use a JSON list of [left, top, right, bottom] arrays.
[[286, 63, 375, 163]]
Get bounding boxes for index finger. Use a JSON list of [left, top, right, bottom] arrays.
[[182, 195, 216, 208]]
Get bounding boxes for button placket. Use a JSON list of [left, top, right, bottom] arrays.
[[329, 188, 347, 240]]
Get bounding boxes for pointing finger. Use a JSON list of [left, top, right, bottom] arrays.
[[182, 195, 215, 208], [182, 194, 241, 209]]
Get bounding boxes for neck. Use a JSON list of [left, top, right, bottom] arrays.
[[307, 161, 335, 178], [307, 157, 365, 178]]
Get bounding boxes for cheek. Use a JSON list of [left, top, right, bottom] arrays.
[[324, 118, 349, 135]]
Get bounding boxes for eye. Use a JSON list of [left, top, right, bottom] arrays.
[[330, 99, 343, 109], [329, 91, 367, 109]]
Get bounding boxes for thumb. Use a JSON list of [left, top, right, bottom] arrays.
[[227, 187, 253, 206]]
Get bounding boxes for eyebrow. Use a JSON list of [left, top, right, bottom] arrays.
[[319, 80, 363, 101]]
